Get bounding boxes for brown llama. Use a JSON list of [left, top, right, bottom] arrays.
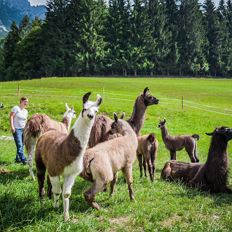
[[88, 87, 159, 147], [137, 133, 158, 182], [35, 93, 102, 221], [158, 119, 200, 163], [24, 103, 76, 180], [81, 113, 138, 210], [161, 127, 232, 193]]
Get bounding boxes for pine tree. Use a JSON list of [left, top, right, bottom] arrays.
[[147, 0, 171, 75], [203, 0, 221, 76], [3, 21, 20, 80], [129, 0, 154, 76], [73, 0, 108, 75], [177, 0, 207, 75], [164, 0, 179, 75], [105, 0, 131, 76]]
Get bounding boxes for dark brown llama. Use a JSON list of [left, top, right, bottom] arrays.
[[161, 127, 232, 193], [88, 87, 159, 147], [158, 119, 200, 162], [137, 133, 158, 182]]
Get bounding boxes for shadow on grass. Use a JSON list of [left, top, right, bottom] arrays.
[[163, 179, 232, 206], [0, 179, 95, 230], [0, 168, 29, 185]]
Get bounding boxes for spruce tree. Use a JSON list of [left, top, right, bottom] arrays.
[[147, 0, 171, 75], [3, 21, 20, 80], [177, 0, 207, 75], [203, 0, 221, 76]]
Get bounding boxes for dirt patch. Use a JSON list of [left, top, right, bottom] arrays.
[[160, 214, 182, 228], [109, 216, 130, 225]]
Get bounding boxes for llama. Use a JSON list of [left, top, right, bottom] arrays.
[[35, 92, 102, 221], [81, 113, 138, 210], [88, 87, 159, 147], [161, 127, 232, 193], [158, 119, 200, 162], [24, 103, 76, 180], [137, 133, 158, 182]]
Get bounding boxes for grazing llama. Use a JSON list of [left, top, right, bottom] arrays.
[[81, 113, 138, 210], [88, 87, 159, 147], [137, 133, 158, 182], [158, 119, 200, 162], [24, 103, 76, 180], [35, 92, 102, 221], [161, 127, 232, 193]]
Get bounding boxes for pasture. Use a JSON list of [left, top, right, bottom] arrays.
[[0, 77, 232, 231]]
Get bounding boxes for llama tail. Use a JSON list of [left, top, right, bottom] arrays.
[[192, 134, 200, 141], [150, 144, 156, 164]]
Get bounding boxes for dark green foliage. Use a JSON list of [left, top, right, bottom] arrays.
[[177, 0, 207, 75], [1, 0, 232, 80]]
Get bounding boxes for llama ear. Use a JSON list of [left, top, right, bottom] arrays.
[[143, 87, 149, 96], [120, 112, 125, 119], [65, 103, 69, 111], [164, 118, 166, 123], [96, 94, 102, 106], [83, 92, 91, 104], [114, 113, 118, 122]]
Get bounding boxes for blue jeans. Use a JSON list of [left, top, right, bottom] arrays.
[[13, 128, 27, 162]]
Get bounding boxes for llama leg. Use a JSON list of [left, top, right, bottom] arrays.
[[62, 174, 77, 221], [47, 175, 52, 199], [147, 160, 154, 182], [186, 148, 196, 163], [170, 150, 176, 160], [137, 154, 143, 178], [194, 144, 199, 162], [110, 172, 118, 196], [143, 159, 147, 177], [84, 180, 105, 210], [36, 154, 46, 202], [28, 143, 36, 180], [122, 164, 135, 201], [49, 176, 62, 209]]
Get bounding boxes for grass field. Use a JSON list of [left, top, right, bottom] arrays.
[[0, 77, 232, 231]]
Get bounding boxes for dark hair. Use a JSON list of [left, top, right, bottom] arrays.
[[20, 97, 28, 103]]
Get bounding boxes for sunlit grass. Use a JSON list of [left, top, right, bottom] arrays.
[[0, 77, 232, 231]]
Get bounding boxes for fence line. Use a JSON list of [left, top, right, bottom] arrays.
[[1, 88, 231, 117]]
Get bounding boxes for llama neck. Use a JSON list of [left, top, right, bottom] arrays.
[[127, 97, 146, 135], [62, 117, 70, 131], [72, 115, 95, 152], [205, 136, 228, 181], [161, 126, 169, 142]]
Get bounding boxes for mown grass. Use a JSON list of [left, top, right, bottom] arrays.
[[0, 77, 232, 231]]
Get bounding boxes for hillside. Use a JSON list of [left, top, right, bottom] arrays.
[[0, 0, 46, 37]]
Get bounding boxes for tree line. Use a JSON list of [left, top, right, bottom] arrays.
[[0, 0, 232, 81]]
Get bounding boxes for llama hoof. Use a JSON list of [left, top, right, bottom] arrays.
[[64, 213, 70, 221], [92, 202, 100, 210], [130, 195, 135, 201], [53, 201, 59, 208]]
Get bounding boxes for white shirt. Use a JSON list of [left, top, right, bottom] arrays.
[[11, 106, 28, 129]]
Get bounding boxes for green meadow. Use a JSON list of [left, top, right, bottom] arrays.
[[0, 77, 232, 231]]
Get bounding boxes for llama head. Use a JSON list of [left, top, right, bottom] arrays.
[[141, 87, 159, 106], [63, 103, 76, 120], [147, 133, 155, 144], [110, 113, 127, 135], [82, 92, 102, 121], [206, 127, 232, 142], [158, 119, 166, 128]]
